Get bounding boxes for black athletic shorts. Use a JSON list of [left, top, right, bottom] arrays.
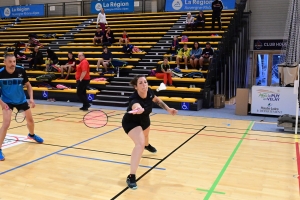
[[6, 102, 30, 112], [122, 114, 150, 134]]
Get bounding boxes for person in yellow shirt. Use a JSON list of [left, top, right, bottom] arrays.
[[175, 44, 191, 70]]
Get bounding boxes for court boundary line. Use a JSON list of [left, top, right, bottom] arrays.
[[0, 127, 121, 176], [203, 121, 254, 199], [56, 153, 166, 171], [110, 126, 207, 200]]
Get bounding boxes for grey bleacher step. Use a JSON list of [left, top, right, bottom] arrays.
[[105, 85, 134, 91], [144, 55, 164, 59], [113, 77, 132, 81], [135, 66, 155, 69], [148, 52, 165, 55], [92, 100, 128, 107], [110, 81, 130, 86], [100, 90, 133, 96], [129, 73, 149, 76], [132, 69, 150, 72]]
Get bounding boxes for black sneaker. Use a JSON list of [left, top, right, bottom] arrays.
[[145, 144, 157, 153], [126, 174, 137, 190]]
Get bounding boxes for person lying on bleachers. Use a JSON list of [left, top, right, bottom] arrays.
[[193, 10, 205, 30], [103, 27, 114, 45], [96, 8, 108, 33], [190, 42, 202, 69], [185, 12, 194, 31], [169, 36, 179, 56], [155, 57, 173, 86], [45, 49, 59, 72], [176, 44, 191, 70], [28, 46, 43, 70], [199, 42, 214, 70], [27, 33, 43, 48], [96, 46, 113, 73], [119, 30, 130, 46], [59, 51, 76, 80], [93, 28, 103, 45]]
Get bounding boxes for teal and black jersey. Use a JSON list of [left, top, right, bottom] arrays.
[[0, 66, 29, 105]]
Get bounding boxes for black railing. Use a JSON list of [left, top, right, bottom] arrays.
[[203, 0, 250, 108]]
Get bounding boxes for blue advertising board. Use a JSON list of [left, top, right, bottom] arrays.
[[0, 4, 44, 18], [91, 0, 134, 14], [165, 0, 235, 12]]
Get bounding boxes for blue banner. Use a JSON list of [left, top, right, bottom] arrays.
[[165, 0, 235, 12], [91, 0, 134, 14], [0, 4, 44, 18]]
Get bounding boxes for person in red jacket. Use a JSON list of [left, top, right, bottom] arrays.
[[76, 52, 91, 111], [119, 30, 130, 46]]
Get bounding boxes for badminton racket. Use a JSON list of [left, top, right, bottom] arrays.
[[83, 108, 141, 128], [14, 109, 26, 123]]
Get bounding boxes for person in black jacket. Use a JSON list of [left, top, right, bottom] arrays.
[[193, 10, 205, 30], [211, 0, 223, 30], [103, 27, 114, 45], [28, 46, 43, 70]]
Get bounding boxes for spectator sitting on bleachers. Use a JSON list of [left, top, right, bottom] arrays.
[[189, 42, 202, 69], [96, 46, 113, 73], [193, 10, 205, 30], [169, 36, 179, 56], [176, 44, 191, 70], [123, 44, 133, 58], [28, 46, 43, 70], [119, 30, 130, 46], [200, 42, 214, 70], [185, 12, 194, 31], [96, 8, 108, 33], [103, 27, 114, 45], [93, 28, 103, 45], [155, 57, 173, 86], [45, 49, 59, 72], [59, 51, 76, 80]]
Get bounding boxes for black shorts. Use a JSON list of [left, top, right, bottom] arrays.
[[122, 114, 150, 134], [7, 102, 30, 112]]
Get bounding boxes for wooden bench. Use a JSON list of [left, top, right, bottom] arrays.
[[147, 77, 205, 83], [0, 34, 63, 39], [74, 37, 162, 41], [25, 87, 99, 94], [54, 51, 146, 56], [29, 78, 109, 85], [59, 46, 152, 50], [149, 86, 201, 92], [157, 96, 197, 103], [0, 30, 70, 34]]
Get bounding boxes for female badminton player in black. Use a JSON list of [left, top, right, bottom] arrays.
[[122, 75, 178, 189]]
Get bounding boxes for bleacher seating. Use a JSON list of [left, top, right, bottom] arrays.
[[0, 10, 236, 110]]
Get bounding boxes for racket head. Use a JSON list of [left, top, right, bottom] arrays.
[[15, 110, 25, 123], [83, 110, 108, 128]]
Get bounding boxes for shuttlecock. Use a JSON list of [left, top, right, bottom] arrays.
[[156, 83, 167, 92]]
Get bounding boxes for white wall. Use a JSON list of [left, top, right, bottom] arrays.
[[249, 0, 289, 49]]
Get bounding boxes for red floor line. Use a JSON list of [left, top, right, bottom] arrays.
[[295, 142, 300, 195]]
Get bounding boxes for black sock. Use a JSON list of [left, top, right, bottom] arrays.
[[29, 133, 35, 137]]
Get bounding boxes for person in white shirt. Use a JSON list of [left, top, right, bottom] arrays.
[[185, 12, 194, 31], [96, 8, 108, 33]]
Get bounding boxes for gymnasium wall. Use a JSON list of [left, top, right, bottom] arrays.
[[249, 0, 289, 49]]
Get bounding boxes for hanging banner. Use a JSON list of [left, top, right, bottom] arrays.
[[91, 0, 134, 14], [251, 86, 297, 116], [0, 4, 44, 18], [165, 0, 235, 12]]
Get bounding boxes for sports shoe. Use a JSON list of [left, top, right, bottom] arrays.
[[126, 174, 138, 190], [0, 149, 5, 161], [28, 134, 44, 143], [145, 144, 157, 153]]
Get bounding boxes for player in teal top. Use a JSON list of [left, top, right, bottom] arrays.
[[0, 53, 44, 161]]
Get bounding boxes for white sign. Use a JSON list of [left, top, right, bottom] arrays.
[[2, 134, 31, 149], [251, 86, 298, 116], [50, 6, 55, 11], [134, 1, 139, 7]]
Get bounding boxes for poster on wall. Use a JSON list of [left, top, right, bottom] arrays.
[[91, 0, 134, 14], [0, 4, 44, 18], [165, 0, 236, 12], [251, 86, 297, 116]]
